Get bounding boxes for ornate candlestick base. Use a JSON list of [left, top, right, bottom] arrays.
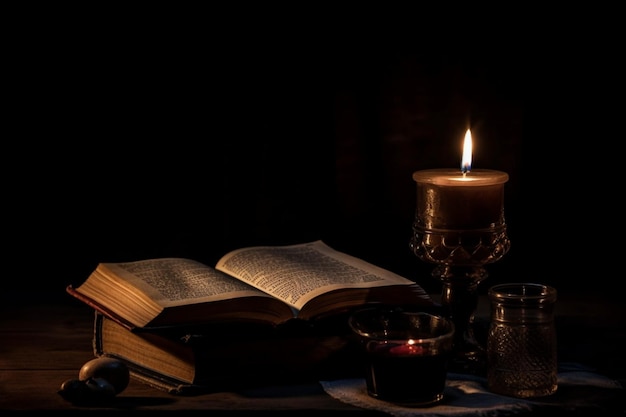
[[410, 225, 510, 375]]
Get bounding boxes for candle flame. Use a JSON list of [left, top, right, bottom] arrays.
[[461, 129, 472, 174]]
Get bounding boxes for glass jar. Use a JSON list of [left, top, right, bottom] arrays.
[[486, 283, 558, 398]]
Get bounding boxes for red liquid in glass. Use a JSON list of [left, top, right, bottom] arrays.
[[364, 343, 448, 405]]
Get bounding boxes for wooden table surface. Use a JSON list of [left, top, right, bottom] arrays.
[[1, 289, 625, 415]]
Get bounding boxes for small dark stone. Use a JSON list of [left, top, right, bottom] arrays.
[[58, 379, 92, 404], [58, 377, 116, 405]]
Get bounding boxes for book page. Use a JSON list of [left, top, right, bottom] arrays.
[[101, 258, 274, 308], [215, 240, 417, 311]]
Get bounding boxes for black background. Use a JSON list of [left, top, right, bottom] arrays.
[[5, 12, 618, 301]]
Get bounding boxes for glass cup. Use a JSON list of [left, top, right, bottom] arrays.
[[487, 283, 558, 398], [348, 307, 455, 406]]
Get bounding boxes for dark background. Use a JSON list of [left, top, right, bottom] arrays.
[[5, 15, 617, 302]]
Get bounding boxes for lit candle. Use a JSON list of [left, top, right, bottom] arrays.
[[412, 129, 508, 230], [389, 340, 426, 356]]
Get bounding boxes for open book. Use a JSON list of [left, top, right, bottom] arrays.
[[67, 240, 433, 331]]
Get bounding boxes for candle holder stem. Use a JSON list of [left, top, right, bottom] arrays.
[[434, 265, 487, 374]]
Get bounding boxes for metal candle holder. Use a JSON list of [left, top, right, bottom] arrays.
[[410, 169, 510, 373]]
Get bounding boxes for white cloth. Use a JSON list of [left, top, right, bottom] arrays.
[[320, 365, 623, 417]]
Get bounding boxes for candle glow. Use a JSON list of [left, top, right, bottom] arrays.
[[389, 340, 426, 356]]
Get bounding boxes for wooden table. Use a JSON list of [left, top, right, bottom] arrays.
[[1, 289, 624, 415]]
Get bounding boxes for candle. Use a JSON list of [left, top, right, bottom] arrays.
[[412, 130, 508, 230], [389, 340, 425, 356]]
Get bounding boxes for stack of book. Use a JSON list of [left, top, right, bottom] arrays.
[[68, 240, 435, 394]]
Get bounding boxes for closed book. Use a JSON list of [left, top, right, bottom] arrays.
[[92, 310, 364, 395]]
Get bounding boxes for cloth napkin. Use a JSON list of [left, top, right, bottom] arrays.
[[320, 363, 623, 416]]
